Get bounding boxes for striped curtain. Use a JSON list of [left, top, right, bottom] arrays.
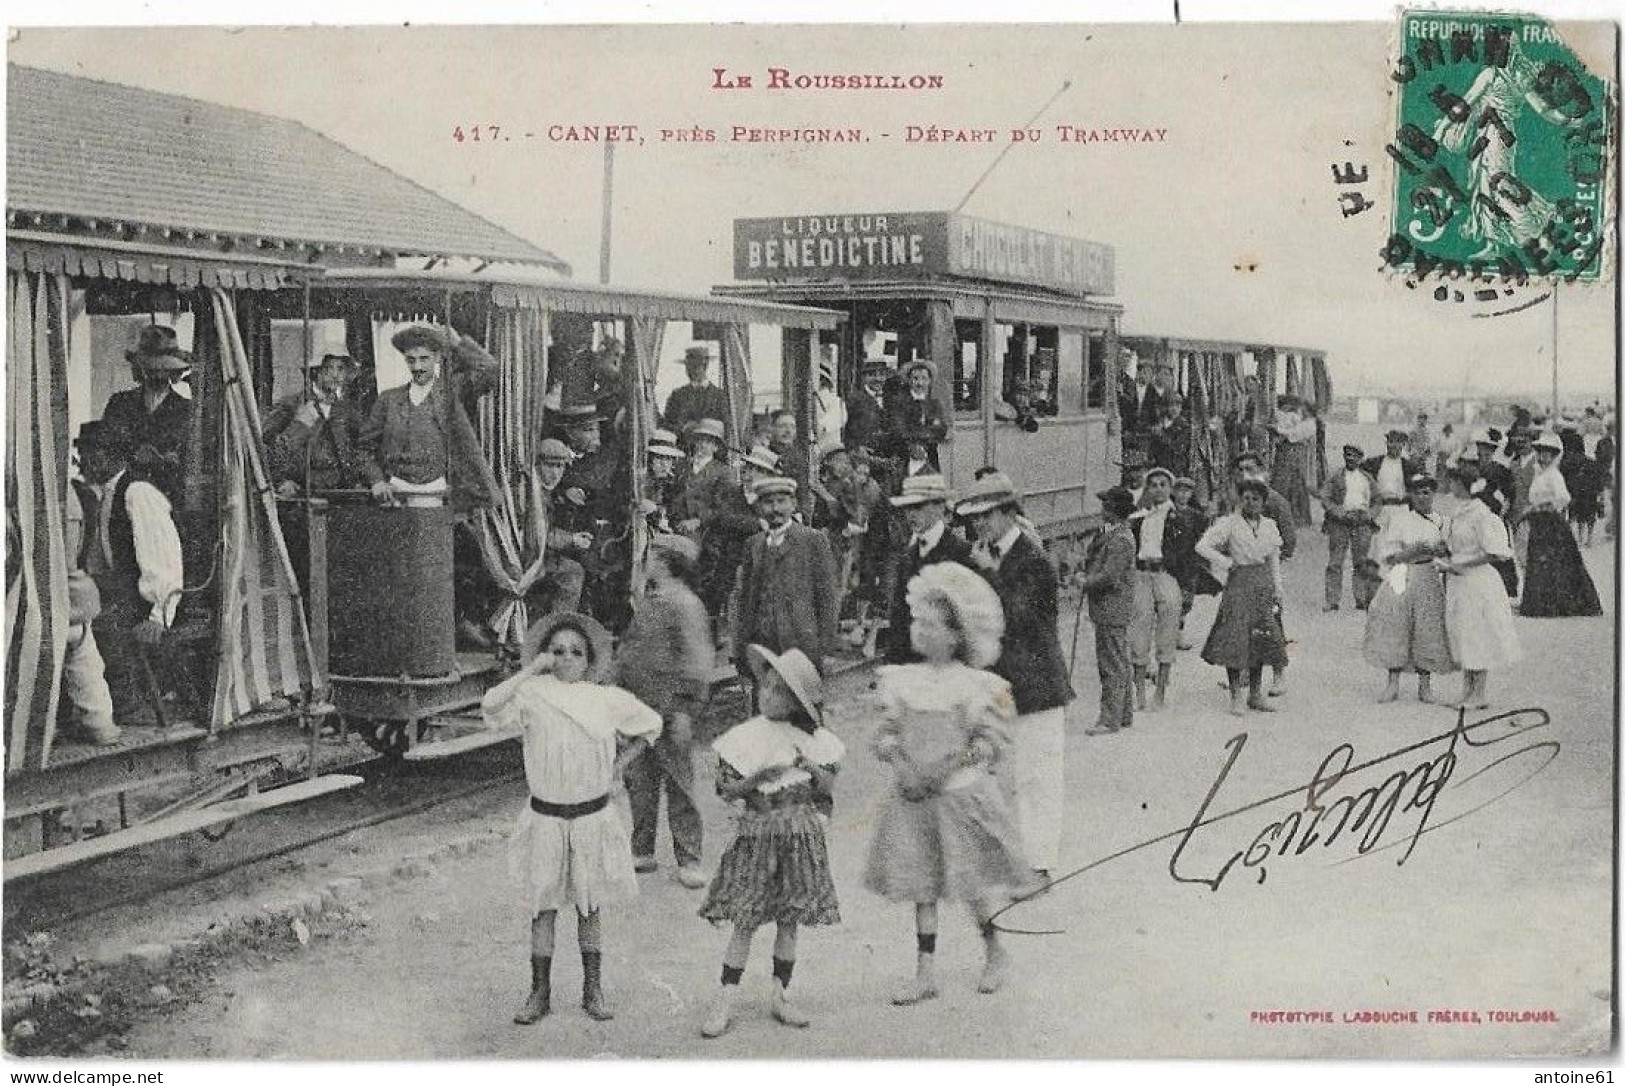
[[473, 307, 550, 649], [4, 270, 72, 772], [720, 323, 755, 452], [207, 288, 316, 723], [626, 316, 667, 595]]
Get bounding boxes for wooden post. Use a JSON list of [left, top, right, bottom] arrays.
[[980, 297, 997, 471]]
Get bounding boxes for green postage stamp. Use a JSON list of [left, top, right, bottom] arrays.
[[1385, 10, 1612, 284]]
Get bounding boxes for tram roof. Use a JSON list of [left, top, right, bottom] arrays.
[[1119, 332, 1327, 359], [7, 65, 569, 274], [316, 267, 845, 329]]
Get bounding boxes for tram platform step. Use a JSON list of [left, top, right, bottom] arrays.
[[5, 774, 364, 882], [401, 725, 521, 762]]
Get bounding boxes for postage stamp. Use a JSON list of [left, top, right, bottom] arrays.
[[1384, 10, 1613, 285]]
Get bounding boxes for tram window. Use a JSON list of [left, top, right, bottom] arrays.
[[1085, 331, 1108, 409], [85, 313, 197, 420], [267, 319, 349, 403], [1058, 331, 1085, 412], [1000, 323, 1060, 416], [953, 318, 981, 414]]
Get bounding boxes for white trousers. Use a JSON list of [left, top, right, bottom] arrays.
[[63, 622, 117, 738], [1010, 706, 1067, 871]]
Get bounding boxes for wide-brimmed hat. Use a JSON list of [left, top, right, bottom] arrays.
[[890, 474, 950, 507], [649, 533, 701, 568], [390, 324, 453, 355], [647, 428, 685, 460], [1144, 467, 1174, 485], [1097, 485, 1137, 519], [746, 644, 824, 723], [683, 345, 713, 367], [955, 471, 1020, 517], [903, 357, 938, 382], [125, 325, 193, 371], [1532, 432, 1563, 453], [687, 417, 727, 444], [524, 610, 614, 682], [739, 446, 781, 474], [751, 475, 797, 500], [904, 561, 1005, 669], [535, 437, 575, 465]]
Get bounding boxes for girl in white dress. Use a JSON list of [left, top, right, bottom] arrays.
[[482, 611, 664, 1025], [1439, 468, 1522, 709]]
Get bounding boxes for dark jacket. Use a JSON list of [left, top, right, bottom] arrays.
[[1162, 506, 1223, 596], [264, 394, 359, 492], [881, 523, 974, 664], [100, 387, 193, 501], [1264, 487, 1298, 559], [662, 383, 731, 436], [698, 485, 760, 616], [1148, 414, 1192, 477], [1474, 460, 1517, 518], [886, 394, 949, 468], [355, 335, 500, 513], [734, 524, 839, 673], [1075, 523, 1136, 626], [615, 580, 712, 719], [985, 534, 1073, 714], [843, 389, 892, 453]]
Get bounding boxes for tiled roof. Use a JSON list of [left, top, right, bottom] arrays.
[[7, 65, 569, 272]]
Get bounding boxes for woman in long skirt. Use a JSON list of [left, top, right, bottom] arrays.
[[1440, 467, 1522, 709], [1519, 433, 1603, 617], [1362, 472, 1456, 702], [1196, 478, 1289, 716]]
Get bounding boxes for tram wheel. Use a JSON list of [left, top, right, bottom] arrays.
[[359, 719, 412, 760]]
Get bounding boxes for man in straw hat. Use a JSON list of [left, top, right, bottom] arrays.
[[519, 438, 591, 617], [882, 474, 973, 665], [356, 324, 499, 513], [887, 357, 949, 472], [956, 471, 1073, 879], [617, 534, 713, 888], [642, 428, 686, 534], [100, 325, 195, 500], [265, 353, 360, 497], [734, 476, 839, 675], [1077, 485, 1139, 735], [671, 418, 736, 536], [663, 346, 731, 437]]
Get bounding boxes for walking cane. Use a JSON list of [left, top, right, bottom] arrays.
[[1067, 577, 1087, 677]]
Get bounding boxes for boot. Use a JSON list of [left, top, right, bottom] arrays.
[[1417, 673, 1434, 704], [1377, 673, 1401, 704], [1228, 687, 1247, 718], [891, 954, 939, 1006], [977, 934, 1009, 994], [772, 980, 811, 1027], [1134, 673, 1148, 711], [513, 955, 551, 1025], [701, 983, 736, 1038], [1152, 664, 1171, 711], [581, 950, 613, 1021]]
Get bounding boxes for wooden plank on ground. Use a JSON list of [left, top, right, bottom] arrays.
[[401, 725, 520, 762]]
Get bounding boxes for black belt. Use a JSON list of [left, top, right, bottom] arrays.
[[530, 794, 610, 819], [1379, 497, 1407, 505], [1136, 560, 1166, 572]]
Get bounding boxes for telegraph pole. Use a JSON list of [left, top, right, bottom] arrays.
[[1550, 283, 1560, 417], [599, 141, 615, 285]]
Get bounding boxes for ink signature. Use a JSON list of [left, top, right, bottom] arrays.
[[991, 708, 1557, 935]]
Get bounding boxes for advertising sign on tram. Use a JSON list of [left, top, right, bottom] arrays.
[[733, 211, 1115, 297]]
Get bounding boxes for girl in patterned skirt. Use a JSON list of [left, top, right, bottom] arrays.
[[698, 645, 843, 1038], [482, 612, 663, 1026], [864, 562, 1028, 1005]]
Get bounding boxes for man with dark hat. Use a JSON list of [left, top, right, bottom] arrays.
[[1362, 429, 1420, 518], [100, 325, 195, 500], [886, 358, 949, 471], [733, 475, 839, 674], [881, 474, 972, 664], [662, 346, 731, 436], [266, 353, 360, 496], [1467, 428, 1515, 515], [956, 472, 1072, 878], [356, 324, 499, 512], [74, 422, 184, 731], [843, 358, 896, 454], [515, 438, 591, 617], [1322, 443, 1378, 611], [1078, 485, 1139, 735]]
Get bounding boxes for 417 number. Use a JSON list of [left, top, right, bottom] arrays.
[[452, 125, 503, 143]]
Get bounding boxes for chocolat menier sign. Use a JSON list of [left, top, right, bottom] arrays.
[[733, 212, 1115, 297]]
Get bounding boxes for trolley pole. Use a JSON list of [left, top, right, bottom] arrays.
[[1550, 283, 1559, 418], [599, 140, 615, 285]]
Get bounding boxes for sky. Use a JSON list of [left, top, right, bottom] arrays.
[[8, 18, 1618, 402]]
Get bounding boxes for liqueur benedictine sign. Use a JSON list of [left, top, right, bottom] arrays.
[[732, 212, 1115, 297]]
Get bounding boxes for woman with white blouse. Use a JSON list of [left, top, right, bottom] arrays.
[[1517, 433, 1602, 618], [1195, 478, 1289, 716], [1439, 467, 1522, 709], [1362, 473, 1455, 703]]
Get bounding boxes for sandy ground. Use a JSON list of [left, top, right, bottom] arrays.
[[92, 500, 1616, 1062]]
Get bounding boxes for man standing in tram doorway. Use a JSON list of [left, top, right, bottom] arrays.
[[662, 346, 731, 436], [956, 472, 1073, 882], [887, 358, 949, 473], [100, 325, 194, 502], [264, 352, 360, 598], [355, 324, 502, 646]]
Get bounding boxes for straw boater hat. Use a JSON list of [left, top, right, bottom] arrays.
[[687, 417, 727, 445], [524, 610, 614, 682], [955, 471, 1020, 517], [558, 404, 602, 430], [751, 475, 797, 500], [739, 445, 782, 474], [890, 474, 950, 508], [647, 428, 685, 460], [126, 325, 192, 371], [390, 325, 453, 355], [904, 561, 1005, 669], [1532, 432, 1564, 453], [746, 645, 824, 724], [1143, 467, 1174, 485]]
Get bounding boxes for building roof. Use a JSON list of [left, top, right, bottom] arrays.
[[7, 64, 569, 272]]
